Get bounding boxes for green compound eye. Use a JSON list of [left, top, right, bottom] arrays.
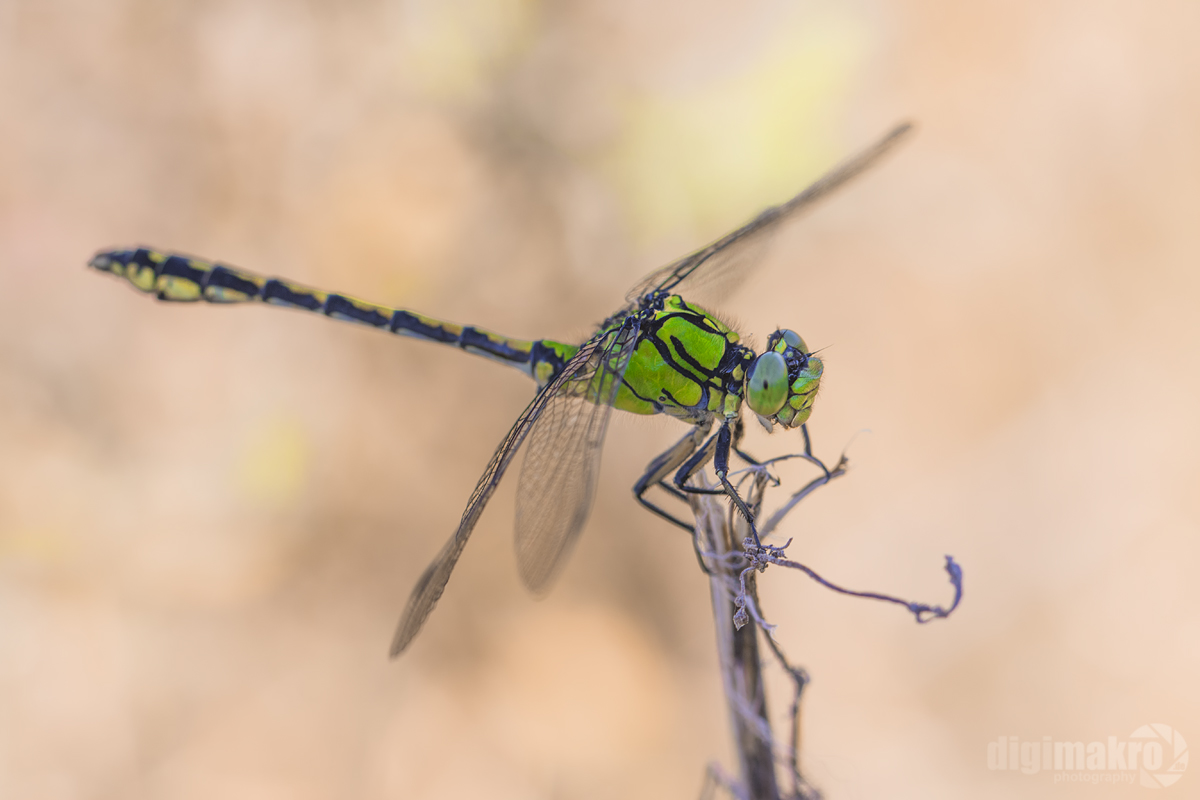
[[774, 328, 807, 354], [745, 351, 789, 417]]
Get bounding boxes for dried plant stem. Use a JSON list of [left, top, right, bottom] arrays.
[[689, 441, 959, 799], [693, 475, 780, 800]]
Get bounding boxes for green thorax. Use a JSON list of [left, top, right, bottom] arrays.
[[543, 294, 750, 422]]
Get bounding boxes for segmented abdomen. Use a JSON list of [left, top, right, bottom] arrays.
[[89, 247, 577, 385]]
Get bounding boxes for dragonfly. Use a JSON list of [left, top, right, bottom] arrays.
[[89, 123, 910, 656]]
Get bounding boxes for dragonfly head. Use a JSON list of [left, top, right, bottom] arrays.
[[744, 329, 823, 429]]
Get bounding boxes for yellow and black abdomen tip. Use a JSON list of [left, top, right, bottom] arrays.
[[89, 246, 267, 303], [89, 247, 161, 293]]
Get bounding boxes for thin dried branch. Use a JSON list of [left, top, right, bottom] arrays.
[[687, 441, 964, 800]]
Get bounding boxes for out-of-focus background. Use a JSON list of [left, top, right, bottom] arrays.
[[2, 1, 1198, 798]]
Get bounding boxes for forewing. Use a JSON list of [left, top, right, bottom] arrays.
[[514, 320, 639, 593], [625, 123, 912, 304], [389, 336, 613, 657]]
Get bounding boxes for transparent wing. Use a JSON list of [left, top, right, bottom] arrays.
[[625, 123, 912, 305], [514, 319, 639, 593], [389, 321, 638, 656]]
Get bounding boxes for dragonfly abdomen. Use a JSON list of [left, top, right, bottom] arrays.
[[89, 247, 573, 382]]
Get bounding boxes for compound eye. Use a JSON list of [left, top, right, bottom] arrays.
[[745, 351, 789, 417], [776, 328, 807, 353]]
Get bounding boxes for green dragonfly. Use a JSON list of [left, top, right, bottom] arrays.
[[89, 123, 909, 655]]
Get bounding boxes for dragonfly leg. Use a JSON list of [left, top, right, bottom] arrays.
[[730, 417, 761, 466], [634, 423, 715, 573], [733, 446, 760, 465], [673, 431, 722, 495], [797, 423, 832, 479], [634, 425, 707, 525], [712, 421, 761, 542], [674, 420, 761, 544]]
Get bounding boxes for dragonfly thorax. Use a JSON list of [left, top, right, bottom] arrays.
[[607, 294, 753, 423]]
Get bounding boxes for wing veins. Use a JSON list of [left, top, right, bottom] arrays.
[[389, 323, 636, 656], [514, 319, 640, 592], [627, 122, 912, 302]]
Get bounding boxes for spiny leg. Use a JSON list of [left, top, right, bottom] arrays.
[[673, 420, 762, 545], [711, 421, 761, 542]]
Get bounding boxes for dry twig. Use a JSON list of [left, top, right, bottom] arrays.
[[689, 439, 963, 799]]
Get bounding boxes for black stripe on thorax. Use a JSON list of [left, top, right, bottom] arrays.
[[667, 333, 721, 382], [657, 385, 699, 414], [716, 342, 753, 395], [620, 368, 663, 410], [639, 311, 728, 384], [638, 327, 701, 385]]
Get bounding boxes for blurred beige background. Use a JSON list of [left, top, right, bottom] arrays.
[[2, 1, 1198, 798]]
